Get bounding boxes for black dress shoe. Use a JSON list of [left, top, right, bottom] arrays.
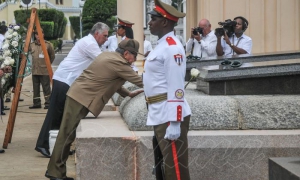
[[1, 111, 5, 115], [3, 106, 10, 110], [44, 106, 49, 109], [0, 149, 5, 153], [5, 98, 10, 102], [35, 147, 50, 158], [29, 105, 42, 109], [45, 171, 74, 180], [19, 98, 24, 101]]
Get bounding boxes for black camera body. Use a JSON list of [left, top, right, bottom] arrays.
[[192, 27, 203, 35], [215, 19, 237, 37]]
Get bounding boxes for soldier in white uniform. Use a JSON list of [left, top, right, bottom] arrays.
[[144, 0, 191, 179]]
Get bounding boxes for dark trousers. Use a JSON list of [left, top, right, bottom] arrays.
[[154, 116, 190, 180], [32, 75, 51, 106], [47, 97, 89, 178], [36, 79, 70, 149]]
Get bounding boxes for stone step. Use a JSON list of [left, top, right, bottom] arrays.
[[76, 111, 300, 180], [269, 157, 300, 180]]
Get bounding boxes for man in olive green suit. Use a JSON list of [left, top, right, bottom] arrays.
[[29, 30, 55, 109], [45, 39, 144, 180]]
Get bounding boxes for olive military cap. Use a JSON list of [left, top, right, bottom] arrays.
[[118, 39, 143, 55]]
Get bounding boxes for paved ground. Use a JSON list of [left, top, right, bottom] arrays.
[[0, 41, 146, 180], [0, 43, 76, 180], [0, 75, 76, 180]]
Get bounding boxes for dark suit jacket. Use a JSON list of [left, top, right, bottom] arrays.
[[67, 51, 143, 116]]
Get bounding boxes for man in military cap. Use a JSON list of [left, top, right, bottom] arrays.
[[45, 39, 144, 180], [29, 30, 55, 109], [144, 0, 191, 180]]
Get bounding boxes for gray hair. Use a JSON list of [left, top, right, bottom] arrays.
[[115, 47, 125, 55], [90, 22, 110, 35]]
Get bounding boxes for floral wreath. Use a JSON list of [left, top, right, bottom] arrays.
[[0, 24, 29, 95]]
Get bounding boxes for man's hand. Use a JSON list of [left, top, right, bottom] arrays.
[[0, 70, 4, 77], [190, 28, 195, 39], [128, 89, 144, 98], [223, 30, 231, 45], [164, 121, 181, 140]]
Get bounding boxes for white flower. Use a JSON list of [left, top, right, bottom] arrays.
[[5, 34, 12, 39], [4, 59, 10, 65], [0, 56, 4, 61], [12, 32, 18, 37], [12, 41, 18, 47], [1, 79, 5, 85], [2, 43, 9, 50], [4, 50, 11, 56], [14, 26, 20, 30], [7, 29, 13, 34], [190, 68, 200, 77], [9, 58, 15, 65], [0, 64, 5, 68], [13, 36, 19, 41]]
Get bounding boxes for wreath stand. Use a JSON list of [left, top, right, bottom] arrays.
[[3, 8, 53, 148]]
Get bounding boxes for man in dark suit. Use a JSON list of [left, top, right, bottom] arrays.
[[45, 39, 144, 180]]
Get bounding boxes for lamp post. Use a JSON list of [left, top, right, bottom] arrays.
[[39, 0, 40, 9]]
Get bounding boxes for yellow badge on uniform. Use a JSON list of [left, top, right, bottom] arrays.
[[175, 89, 184, 99]]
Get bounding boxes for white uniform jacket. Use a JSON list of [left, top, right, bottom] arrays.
[[143, 32, 191, 126]]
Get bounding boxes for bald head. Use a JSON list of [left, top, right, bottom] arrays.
[[198, 19, 212, 36]]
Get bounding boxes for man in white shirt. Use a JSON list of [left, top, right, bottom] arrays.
[[143, 34, 152, 67], [101, 32, 118, 52], [186, 19, 217, 59], [35, 22, 109, 158], [216, 16, 252, 56]]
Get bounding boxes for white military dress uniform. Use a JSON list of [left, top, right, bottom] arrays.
[[143, 31, 191, 126]]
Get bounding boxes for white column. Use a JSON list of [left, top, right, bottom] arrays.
[[117, 0, 144, 71]]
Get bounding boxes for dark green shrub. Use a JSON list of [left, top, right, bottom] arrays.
[[59, 17, 67, 38], [56, 11, 64, 37], [14, 9, 66, 40], [82, 0, 117, 36], [40, 21, 54, 39], [69, 16, 80, 38]]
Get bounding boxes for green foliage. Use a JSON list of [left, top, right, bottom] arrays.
[[59, 17, 67, 38], [49, 39, 62, 50], [69, 16, 80, 38], [82, 0, 117, 36], [106, 16, 117, 35], [14, 10, 31, 27], [55, 11, 64, 37], [40, 21, 54, 39], [14, 9, 66, 40]]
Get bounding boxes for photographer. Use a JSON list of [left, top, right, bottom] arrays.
[[186, 19, 217, 58], [216, 16, 252, 56]]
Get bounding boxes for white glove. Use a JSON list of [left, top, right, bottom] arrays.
[[164, 122, 181, 140]]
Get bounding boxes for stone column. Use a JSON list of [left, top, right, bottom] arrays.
[[117, 0, 144, 73]]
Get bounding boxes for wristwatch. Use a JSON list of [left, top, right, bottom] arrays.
[[230, 43, 234, 47]]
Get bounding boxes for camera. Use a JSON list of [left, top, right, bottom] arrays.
[[192, 27, 203, 35], [215, 19, 237, 37]]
